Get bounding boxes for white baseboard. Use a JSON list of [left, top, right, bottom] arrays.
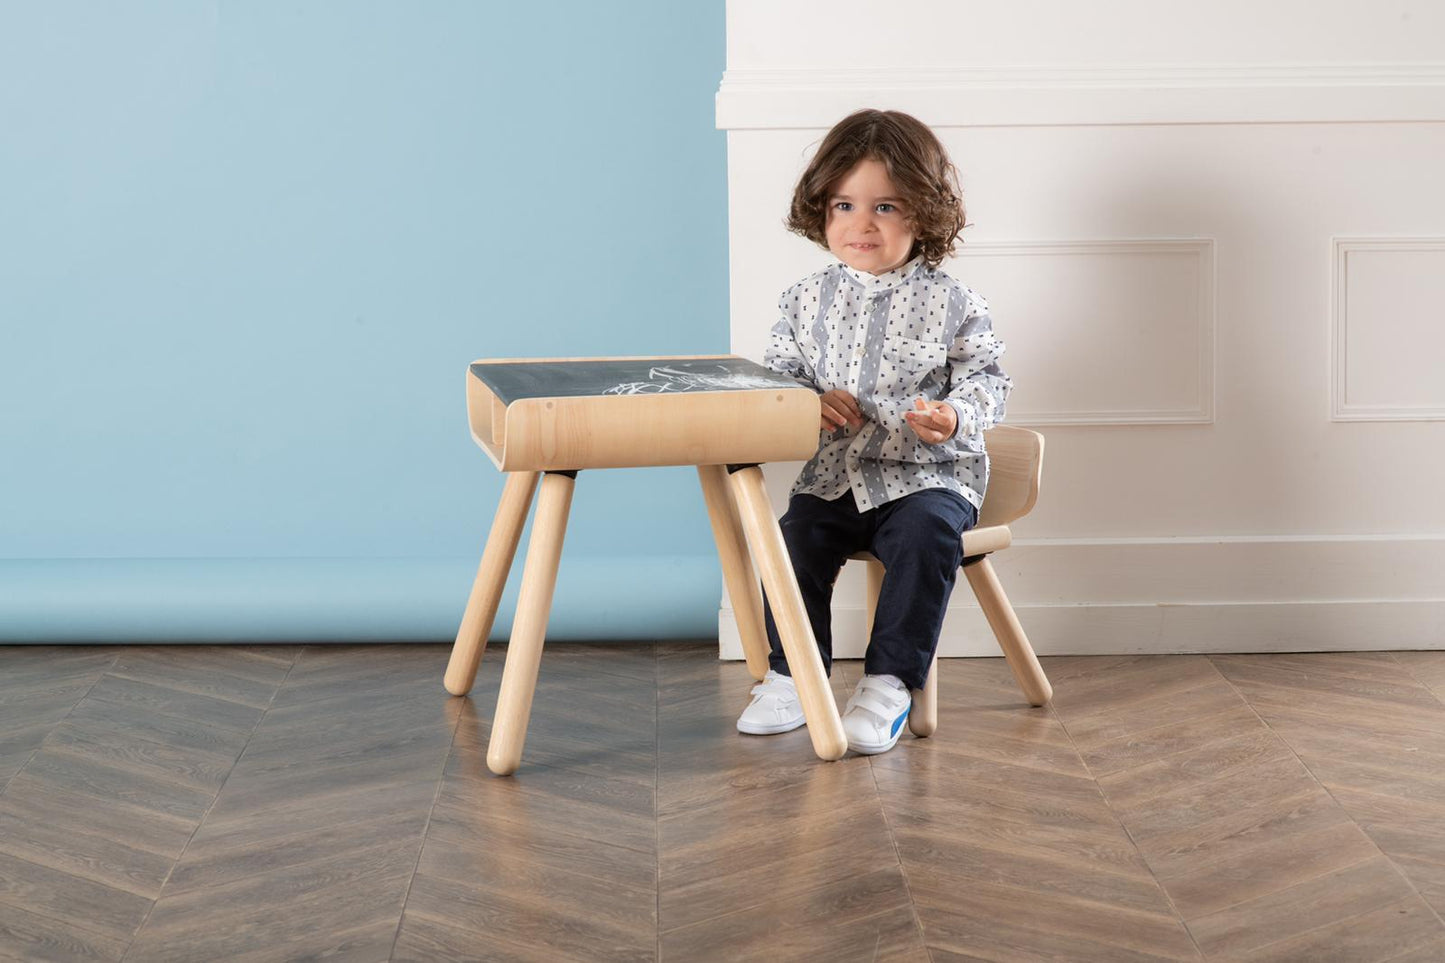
[[717, 536, 1445, 657]]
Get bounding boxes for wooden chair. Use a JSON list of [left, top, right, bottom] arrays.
[[851, 424, 1052, 738]]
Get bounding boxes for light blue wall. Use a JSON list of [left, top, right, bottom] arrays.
[[0, 2, 729, 641]]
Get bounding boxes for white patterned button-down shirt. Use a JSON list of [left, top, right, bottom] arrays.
[[763, 255, 1012, 513]]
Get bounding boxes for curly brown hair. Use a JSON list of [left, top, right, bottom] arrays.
[[786, 109, 966, 270]]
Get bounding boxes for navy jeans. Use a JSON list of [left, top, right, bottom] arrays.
[[763, 488, 977, 691]]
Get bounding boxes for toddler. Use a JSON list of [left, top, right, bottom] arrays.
[[737, 109, 1012, 754]]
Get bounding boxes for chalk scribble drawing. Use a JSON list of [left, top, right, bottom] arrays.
[[602, 365, 782, 396]]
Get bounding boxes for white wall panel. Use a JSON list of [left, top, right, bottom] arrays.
[[956, 240, 1214, 424], [718, 1, 1445, 655], [1334, 238, 1445, 421]]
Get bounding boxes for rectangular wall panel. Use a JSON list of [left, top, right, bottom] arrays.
[[1333, 237, 1445, 421], [956, 240, 1214, 424]]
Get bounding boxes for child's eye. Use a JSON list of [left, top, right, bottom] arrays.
[[876, 203, 897, 214], [833, 201, 853, 212]]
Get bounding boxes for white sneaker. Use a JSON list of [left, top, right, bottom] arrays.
[[843, 674, 911, 754], [736, 670, 806, 735]]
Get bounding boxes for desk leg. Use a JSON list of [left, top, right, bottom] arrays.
[[444, 471, 539, 696], [726, 466, 847, 761], [697, 465, 768, 681], [487, 471, 575, 776]]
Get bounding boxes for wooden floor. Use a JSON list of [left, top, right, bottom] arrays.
[[3, 645, 1445, 962]]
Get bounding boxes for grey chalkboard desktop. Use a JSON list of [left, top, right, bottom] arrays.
[[470, 356, 802, 404], [446, 355, 849, 774]]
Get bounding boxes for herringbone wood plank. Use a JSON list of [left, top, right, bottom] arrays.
[[393, 644, 657, 963], [0, 646, 285, 956], [3, 643, 1445, 961], [1210, 652, 1445, 943], [887, 658, 1197, 961], [0, 649, 119, 788], [1048, 652, 1445, 962], [123, 646, 453, 962], [0, 900, 130, 963]]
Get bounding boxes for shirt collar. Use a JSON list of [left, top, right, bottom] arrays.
[[840, 255, 926, 296]]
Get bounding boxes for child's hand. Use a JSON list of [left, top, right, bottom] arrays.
[[905, 398, 957, 444], [819, 389, 863, 432]]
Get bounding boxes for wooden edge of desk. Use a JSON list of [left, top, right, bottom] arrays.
[[469, 354, 736, 366], [476, 389, 819, 472], [465, 371, 507, 468]]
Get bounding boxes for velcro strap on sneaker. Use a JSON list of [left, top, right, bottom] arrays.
[[850, 688, 906, 719]]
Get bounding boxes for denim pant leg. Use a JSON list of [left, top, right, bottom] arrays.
[[865, 488, 977, 690], [763, 493, 870, 678]]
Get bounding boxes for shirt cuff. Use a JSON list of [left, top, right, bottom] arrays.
[[946, 399, 975, 439]]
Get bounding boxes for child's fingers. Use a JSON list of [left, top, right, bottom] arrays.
[[827, 392, 861, 424], [906, 401, 955, 443], [906, 419, 943, 443], [822, 390, 863, 427], [821, 408, 856, 432], [909, 399, 939, 423], [906, 408, 946, 428], [908, 399, 956, 432]]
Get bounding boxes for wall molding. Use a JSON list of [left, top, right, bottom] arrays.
[[718, 535, 1445, 657], [958, 238, 1215, 425], [722, 600, 1445, 658], [1332, 236, 1445, 422], [716, 63, 1445, 129]]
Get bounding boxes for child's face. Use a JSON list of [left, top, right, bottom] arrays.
[[824, 157, 916, 276]]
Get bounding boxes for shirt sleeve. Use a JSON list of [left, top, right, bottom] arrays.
[[762, 290, 823, 393], [942, 293, 1011, 439]]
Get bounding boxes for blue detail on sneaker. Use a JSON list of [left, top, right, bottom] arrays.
[[889, 707, 909, 738]]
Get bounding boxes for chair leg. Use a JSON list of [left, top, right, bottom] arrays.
[[964, 556, 1052, 706], [697, 465, 769, 680], [444, 471, 539, 696], [487, 471, 575, 776], [726, 466, 847, 761], [910, 654, 939, 737]]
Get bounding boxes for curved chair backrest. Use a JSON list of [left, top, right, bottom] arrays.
[[976, 425, 1044, 529]]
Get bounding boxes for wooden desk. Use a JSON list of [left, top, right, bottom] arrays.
[[444, 355, 848, 774]]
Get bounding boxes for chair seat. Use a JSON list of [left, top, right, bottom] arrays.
[[963, 524, 1012, 558], [847, 523, 1012, 564]]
